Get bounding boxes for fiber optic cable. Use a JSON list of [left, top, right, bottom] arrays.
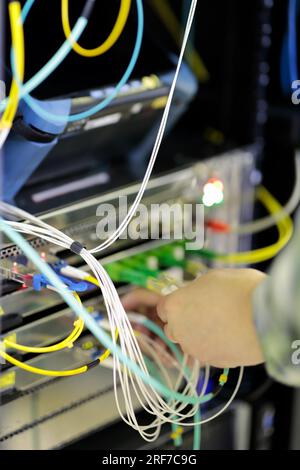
[[103, 316, 200, 441], [128, 317, 224, 434], [138, 337, 199, 450], [135, 336, 185, 446], [136, 323, 196, 449], [0, 1, 24, 149], [0, 0, 91, 113], [81, 273, 120, 362], [198, 186, 294, 265], [0, 326, 117, 377], [102, 260, 180, 293], [143, 317, 229, 403], [148, 244, 206, 276], [193, 408, 201, 450], [134, 328, 199, 443], [20, 0, 35, 22], [281, 0, 300, 94], [136, 316, 229, 445], [0, 291, 88, 376], [105, 262, 158, 288], [0, 217, 244, 441], [127, 317, 201, 441], [0, 215, 243, 414], [10, 0, 144, 125], [119, 256, 159, 276], [88, 0, 198, 254], [0, 348, 94, 377], [0, 279, 114, 376], [3, 320, 84, 354], [2, 292, 85, 354], [171, 425, 183, 447], [62, 0, 132, 58], [288, 0, 299, 84]]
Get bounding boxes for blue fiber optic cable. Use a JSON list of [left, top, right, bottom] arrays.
[[21, 0, 35, 22], [10, 0, 144, 125], [280, 0, 300, 95], [193, 408, 201, 450], [288, 0, 299, 84], [0, 0, 89, 113]]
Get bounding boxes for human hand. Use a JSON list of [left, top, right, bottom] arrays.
[[156, 269, 266, 368]]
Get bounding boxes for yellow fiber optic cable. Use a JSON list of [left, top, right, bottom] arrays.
[[202, 186, 293, 265], [0, 330, 117, 377], [3, 292, 85, 354], [0, 290, 116, 377], [3, 319, 84, 354], [84, 275, 101, 287], [0, 349, 90, 377], [0, 1, 24, 133], [61, 0, 131, 58], [151, 0, 209, 82]]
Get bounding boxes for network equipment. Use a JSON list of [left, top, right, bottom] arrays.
[[0, 0, 298, 451]]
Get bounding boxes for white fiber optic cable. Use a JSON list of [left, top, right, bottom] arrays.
[[89, 0, 198, 254]]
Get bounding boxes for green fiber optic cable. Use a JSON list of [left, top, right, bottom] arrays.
[[120, 257, 160, 277], [133, 253, 159, 271], [149, 246, 203, 276], [105, 262, 155, 288]]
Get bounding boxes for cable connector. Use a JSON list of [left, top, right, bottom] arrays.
[[219, 373, 228, 386], [82, 0, 96, 20], [32, 273, 88, 292], [50, 260, 67, 273]]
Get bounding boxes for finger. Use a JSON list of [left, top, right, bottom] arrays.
[[121, 288, 161, 311], [164, 323, 178, 343], [156, 296, 169, 323], [147, 309, 165, 329], [156, 291, 181, 323]]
